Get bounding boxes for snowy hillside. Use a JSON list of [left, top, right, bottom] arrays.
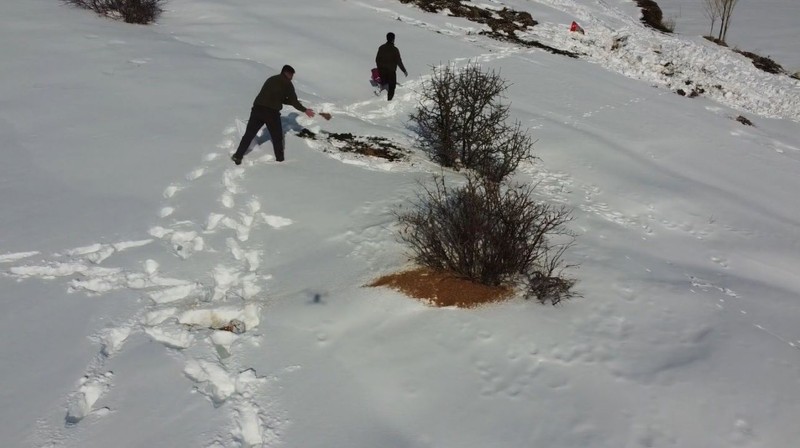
[[1, 0, 799, 447], [657, 0, 800, 71]]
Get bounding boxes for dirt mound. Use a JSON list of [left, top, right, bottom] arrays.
[[370, 267, 514, 308]]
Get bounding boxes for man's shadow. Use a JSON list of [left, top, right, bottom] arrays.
[[241, 112, 306, 157]]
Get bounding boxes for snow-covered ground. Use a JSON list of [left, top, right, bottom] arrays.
[[1, 0, 799, 447], [656, 0, 800, 71]]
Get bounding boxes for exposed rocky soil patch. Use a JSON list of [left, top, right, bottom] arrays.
[[732, 49, 786, 75], [297, 129, 410, 161], [703, 36, 788, 76], [398, 0, 578, 58]]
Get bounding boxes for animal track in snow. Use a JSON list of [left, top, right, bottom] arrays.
[[689, 275, 739, 298]]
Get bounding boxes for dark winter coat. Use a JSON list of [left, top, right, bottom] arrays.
[[375, 42, 407, 73], [253, 73, 306, 112]]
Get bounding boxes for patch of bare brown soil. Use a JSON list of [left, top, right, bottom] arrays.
[[732, 49, 786, 75], [397, 0, 578, 58], [369, 267, 514, 308], [703, 36, 789, 77], [296, 130, 409, 161]]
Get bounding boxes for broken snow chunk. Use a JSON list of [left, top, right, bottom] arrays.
[[206, 213, 226, 231], [149, 226, 174, 238], [178, 303, 260, 332], [183, 359, 235, 405], [0, 251, 40, 263], [65, 372, 113, 425], [148, 284, 199, 304], [112, 239, 152, 251], [144, 259, 159, 275], [145, 326, 194, 349], [261, 214, 293, 229], [143, 307, 178, 325], [211, 330, 239, 358], [99, 327, 132, 356]]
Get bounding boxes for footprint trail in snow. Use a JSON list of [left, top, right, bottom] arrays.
[[7, 124, 302, 447]]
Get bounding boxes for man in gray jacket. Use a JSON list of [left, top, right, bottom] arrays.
[[232, 65, 315, 165], [375, 32, 408, 101]]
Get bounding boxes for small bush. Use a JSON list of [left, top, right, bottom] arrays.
[[65, 0, 164, 24], [634, 0, 673, 33], [733, 49, 786, 75], [409, 62, 534, 182], [703, 35, 728, 46], [661, 15, 677, 33], [396, 175, 576, 304]]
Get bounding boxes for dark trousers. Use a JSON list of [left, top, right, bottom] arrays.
[[378, 68, 398, 101], [234, 106, 284, 161]]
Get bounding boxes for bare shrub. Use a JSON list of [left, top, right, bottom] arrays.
[[661, 15, 677, 33], [633, 0, 673, 33], [733, 49, 786, 75], [396, 174, 576, 304], [65, 0, 164, 24], [409, 64, 460, 168], [702, 0, 741, 43], [703, 35, 728, 46], [409, 62, 534, 182], [477, 121, 538, 184]]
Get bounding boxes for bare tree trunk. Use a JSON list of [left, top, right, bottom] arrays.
[[720, 0, 739, 42], [702, 0, 721, 37], [717, 0, 739, 42]]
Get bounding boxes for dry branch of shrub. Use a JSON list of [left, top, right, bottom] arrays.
[[409, 62, 535, 182], [396, 175, 576, 305], [633, 0, 674, 33], [64, 0, 164, 24]]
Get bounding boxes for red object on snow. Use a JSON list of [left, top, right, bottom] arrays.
[[371, 68, 382, 84], [570, 21, 585, 34]]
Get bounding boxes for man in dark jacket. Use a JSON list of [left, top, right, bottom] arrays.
[[232, 65, 315, 165], [375, 32, 408, 101]]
